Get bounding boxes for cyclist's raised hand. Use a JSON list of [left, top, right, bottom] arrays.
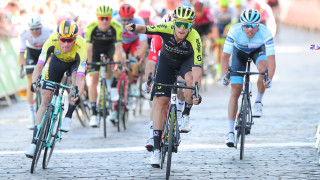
[[263, 78, 272, 88], [30, 82, 39, 92], [125, 23, 136, 32], [222, 74, 230, 86]]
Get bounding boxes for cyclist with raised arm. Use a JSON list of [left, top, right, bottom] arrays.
[[25, 20, 87, 158], [19, 14, 54, 130], [125, 6, 202, 167], [85, 5, 124, 127], [221, 9, 276, 147]]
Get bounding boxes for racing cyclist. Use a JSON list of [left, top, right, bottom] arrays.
[[125, 6, 202, 167], [25, 20, 87, 158], [19, 14, 54, 130], [85, 5, 125, 127], [221, 9, 276, 147]]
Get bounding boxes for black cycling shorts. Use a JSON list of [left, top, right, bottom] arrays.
[[154, 53, 193, 97], [230, 45, 267, 84], [42, 55, 79, 91], [26, 47, 41, 74], [88, 44, 115, 73]]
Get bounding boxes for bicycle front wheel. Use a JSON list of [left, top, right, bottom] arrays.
[[118, 78, 126, 131], [30, 106, 53, 174], [99, 80, 107, 138], [43, 108, 61, 169], [240, 94, 249, 160], [166, 106, 175, 180]]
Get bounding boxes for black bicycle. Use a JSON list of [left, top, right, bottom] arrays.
[[227, 58, 268, 160], [148, 71, 199, 180]]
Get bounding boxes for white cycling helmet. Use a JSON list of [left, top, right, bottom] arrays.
[[28, 14, 42, 27], [240, 9, 261, 24], [162, 13, 173, 23]]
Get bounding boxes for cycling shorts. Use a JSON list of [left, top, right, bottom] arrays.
[[122, 39, 140, 56], [42, 55, 79, 91], [26, 47, 41, 74], [88, 44, 115, 73], [154, 53, 193, 97], [230, 45, 267, 84]]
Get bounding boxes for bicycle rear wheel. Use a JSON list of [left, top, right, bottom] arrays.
[[240, 94, 248, 160], [118, 78, 126, 131], [43, 108, 61, 169], [160, 117, 168, 169], [166, 106, 175, 180], [30, 106, 52, 174]]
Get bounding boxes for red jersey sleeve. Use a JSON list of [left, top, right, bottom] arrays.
[[148, 35, 162, 62]]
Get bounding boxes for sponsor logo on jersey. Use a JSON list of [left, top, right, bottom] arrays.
[[196, 38, 201, 53], [55, 49, 61, 55], [149, 25, 156, 29], [197, 55, 202, 62], [156, 24, 167, 29]]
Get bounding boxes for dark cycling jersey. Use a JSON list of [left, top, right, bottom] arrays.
[[145, 22, 203, 67], [85, 19, 123, 47]]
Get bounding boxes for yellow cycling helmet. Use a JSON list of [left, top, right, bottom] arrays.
[[172, 6, 195, 23], [219, 0, 229, 7], [96, 5, 113, 17], [57, 20, 78, 38]]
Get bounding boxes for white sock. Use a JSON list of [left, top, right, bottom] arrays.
[[149, 121, 153, 139], [106, 79, 112, 91], [29, 104, 35, 121], [228, 120, 235, 133], [177, 99, 185, 112], [255, 92, 264, 103]]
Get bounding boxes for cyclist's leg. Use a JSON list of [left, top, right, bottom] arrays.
[[252, 46, 268, 117], [225, 48, 247, 147], [179, 56, 194, 132], [26, 48, 41, 129], [150, 54, 175, 166], [176, 76, 185, 125]]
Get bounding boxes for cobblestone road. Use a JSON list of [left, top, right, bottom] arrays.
[[1, 25, 320, 179]]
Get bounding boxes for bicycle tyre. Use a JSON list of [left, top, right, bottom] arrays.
[[166, 106, 175, 180], [160, 117, 169, 169], [101, 80, 107, 138], [240, 94, 248, 160], [118, 78, 125, 131], [76, 103, 87, 127], [30, 106, 52, 174], [43, 107, 61, 168]]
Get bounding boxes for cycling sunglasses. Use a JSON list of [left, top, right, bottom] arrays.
[[98, 16, 111, 21], [121, 18, 133, 22], [59, 37, 75, 43], [243, 24, 259, 29], [30, 27, 41, 31], [175, 21, 191, 29]]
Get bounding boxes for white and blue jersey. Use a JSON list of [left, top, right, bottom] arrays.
[[223, 23, 275, 56], [113, 15, 147, 44]]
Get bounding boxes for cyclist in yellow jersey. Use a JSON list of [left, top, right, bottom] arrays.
[[85, 5, 125, 127], [25, 20, 87, 158], [126, 6, 202, 167]]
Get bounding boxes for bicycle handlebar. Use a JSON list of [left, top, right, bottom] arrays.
[[227, 67, 269, 82]]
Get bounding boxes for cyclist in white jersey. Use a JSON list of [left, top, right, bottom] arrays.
[[19, 14, 54, 130], [221, 9, 276, 147]]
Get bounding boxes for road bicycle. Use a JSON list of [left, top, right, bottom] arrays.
[[30, 73, 78, 173], [24, 65, 42, 113], [226, 58, 268, 160], [148, 71, 199, 180]]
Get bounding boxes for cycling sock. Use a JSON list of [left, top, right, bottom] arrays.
[[255, 92, 264, 103], [91, 102, 97, 115], [182, 103, 193, 115], [111, 77, 118, 87], [32, 126, 38, 144], [29, 103, 35, 121], [106, 79, 112, 91], [65, 104, 77, 118], [153, 130, 162, 150], [177, 99, 185, 112], [228, 120, 235, 133], [149, 121, 154, 139]]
